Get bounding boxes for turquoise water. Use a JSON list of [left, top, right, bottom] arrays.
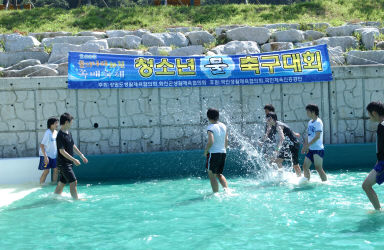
[[1, 170, 384, 249]]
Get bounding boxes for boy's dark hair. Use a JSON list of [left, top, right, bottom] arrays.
[[264, 104, 275, 112], [60, 112, 74, 125], [207, 108, 219, 121], [47, 117, 58, 129], [367, 101, 384, 116], [305, 104, 319, 116], [266, 112, 278, 121]]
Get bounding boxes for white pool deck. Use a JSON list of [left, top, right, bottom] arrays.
[[0, 157, 50, 208]]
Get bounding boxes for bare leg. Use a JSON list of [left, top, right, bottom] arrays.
[[293, 164, 302, 177], [362, 170, 381, 210], [69, 180, 79, 200], [40, 169, 50, 184], [52, 168, 58, 183], [217, 174, 228, 189], [302, 157, 312, 180], [275, 158, 284, 169], [208, 170, 219, 193], [314, 154, 327, 181], [54, 181, 65, 195]]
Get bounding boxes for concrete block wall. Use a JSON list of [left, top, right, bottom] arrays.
[[0, 65, 383, 158]]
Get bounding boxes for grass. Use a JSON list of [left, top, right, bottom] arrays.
[[0, 1, 383, 34]]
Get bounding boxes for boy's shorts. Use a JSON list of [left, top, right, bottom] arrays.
[[374, 161, 384, 185], [206, 153, 226, 175], [38, 156, 57, 170], [306, 149, 324, 163], [58, 163, 77, 184], [278, 143, 300, 165]]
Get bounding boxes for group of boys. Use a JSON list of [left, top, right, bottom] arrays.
[[38, 113, 87, 200], [38, 102, 384, 210], [204, 102, 384, 211]]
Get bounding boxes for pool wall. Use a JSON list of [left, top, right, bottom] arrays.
[[72, 143, 376, 181], [0, 65, 383, 159], [0, 143, 376, 184]]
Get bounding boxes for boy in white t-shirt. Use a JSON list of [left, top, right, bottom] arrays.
[[204, 108, 229, 193], [38, 117, 59, 184], [301, 104, 327, 182]]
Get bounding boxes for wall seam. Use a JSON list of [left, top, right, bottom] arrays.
[[34, 88, 38, 157], [199, 86, 203, 149], [117, 89, 122, 153], [327, 81, 332, 144], [239, 85, 244, 133], [362, 78, 366, 143], [158, 88, 163, 151], [76, 89, 80, 148], [280, 84, 284, 122]]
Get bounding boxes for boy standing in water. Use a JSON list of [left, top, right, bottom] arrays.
[[259, 104, 277, 158], [301, 104, 327, 182], [266, 113, 302, 176], [54, 113, 88, 200], [38, 117, 59, 184], [362, 101, 384, 210], [204, 108, 229, 193]]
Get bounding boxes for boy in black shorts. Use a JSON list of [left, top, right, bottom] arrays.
[[259, 104, 277, 159], [362, 101, 384, 210], [204, 108, 229, 193], [54, 113, 88, 200], [266, 112, 302, 177]]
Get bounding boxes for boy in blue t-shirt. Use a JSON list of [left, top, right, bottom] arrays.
[[362, 101, 384, 210], [301, 104, 327, 182]]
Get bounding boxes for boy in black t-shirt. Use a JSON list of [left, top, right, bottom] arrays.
[[54, 113, 88, 200], [362, 102, 384, 211], [266, 112, 302, 177], [259, 104, 277, 159]]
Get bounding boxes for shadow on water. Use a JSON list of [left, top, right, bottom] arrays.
[[175, 194, 214, 206], [3, 197, 71, 212], [288, 185, 316, 192], [340, 213, 384, 233]]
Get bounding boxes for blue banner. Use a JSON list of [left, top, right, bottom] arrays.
[[67, 44, 332, 89]]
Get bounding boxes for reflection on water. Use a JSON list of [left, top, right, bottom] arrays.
[[341, 213, 384, 233]]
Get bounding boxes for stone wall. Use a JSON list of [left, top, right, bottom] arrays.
[[0, 65, 383, 158], [2, 22, 384, 78]]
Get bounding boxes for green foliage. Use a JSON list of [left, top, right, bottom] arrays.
[[31, 0, 69, 9], [0, 39, 5, 52], [353, 31, 368, 51], [0, 1, 383, 34], [138, 44, 148, 51], [158, 49, 170, 56], [44, 45, 52, 54], [377, 33, 384, 42]]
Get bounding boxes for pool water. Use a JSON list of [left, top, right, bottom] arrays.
[[1, 170, 384, 249]]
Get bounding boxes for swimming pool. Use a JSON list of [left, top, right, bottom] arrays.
[[1, 170, 383, 249], [0, 143, 380, 249]]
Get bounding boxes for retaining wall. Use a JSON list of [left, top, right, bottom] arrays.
[[0, 65, 383, 158]]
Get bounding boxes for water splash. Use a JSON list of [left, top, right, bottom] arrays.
[[217, 107, 294, 183]]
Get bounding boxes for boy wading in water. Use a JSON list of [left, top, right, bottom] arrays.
[[204, 108, 229, 193], [362, 101, 384, 211], [38, 117, 59, 184], [301, 104, 327, 182], [54, 113, 88, 200], [259, 104, 277, 160], [266, 112, 302, 177]]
